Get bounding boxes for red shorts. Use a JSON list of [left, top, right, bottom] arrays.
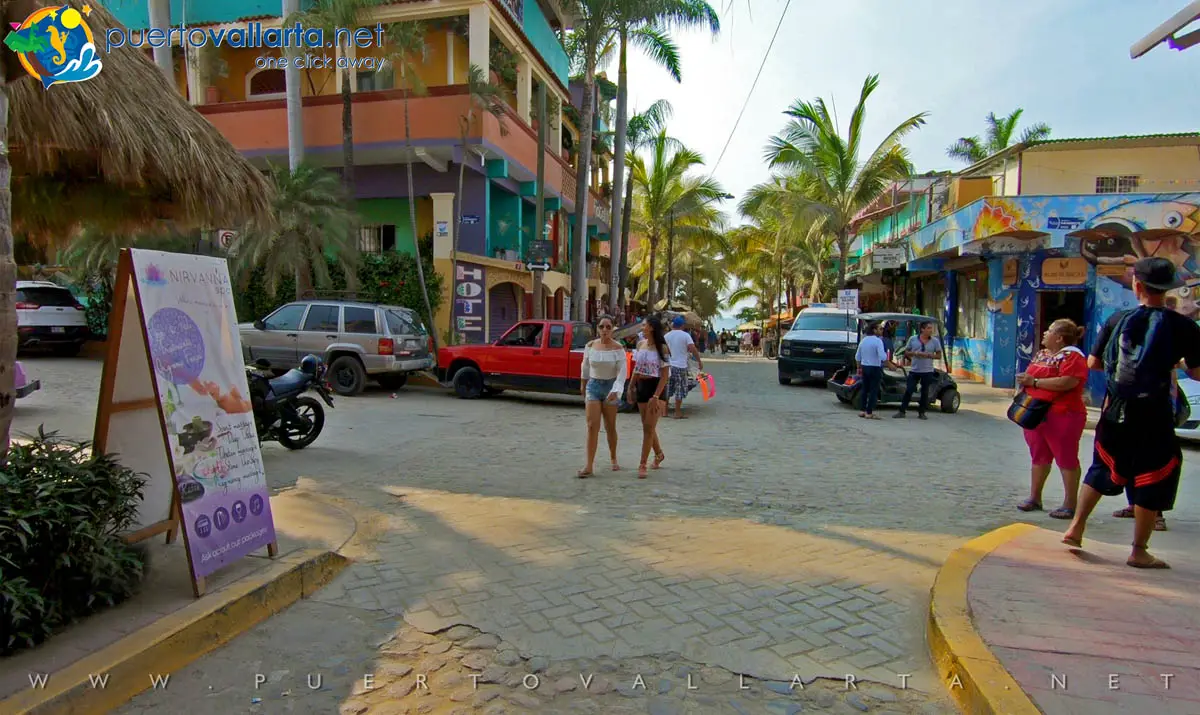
[[1024, 410, 1086, 470]]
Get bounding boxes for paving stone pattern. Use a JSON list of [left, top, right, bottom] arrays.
[[20, 355, 1200, 713]]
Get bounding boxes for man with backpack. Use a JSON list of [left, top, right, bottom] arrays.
[[1062, 258, 1200, 569]]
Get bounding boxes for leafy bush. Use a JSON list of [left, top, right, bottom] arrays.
[[235, 244, 443, 329], [0, 430, 148, 655], [83, 275, 114, 338]]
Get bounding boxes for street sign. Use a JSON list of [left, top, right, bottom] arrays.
[[525, 262, 551, 271], [838, 289, 859, 312], [872, 247, 906, 269], [461, 214, 480, 225]]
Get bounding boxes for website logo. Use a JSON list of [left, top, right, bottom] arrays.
[[4, 4, 102, 88]]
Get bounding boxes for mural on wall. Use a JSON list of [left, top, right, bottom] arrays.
[[909, 193, 1200, 267]]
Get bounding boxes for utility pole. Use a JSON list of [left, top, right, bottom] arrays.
[[532, 81, 546, 319]]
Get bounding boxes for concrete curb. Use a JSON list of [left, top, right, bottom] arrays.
[[1, 549, 348, 715], [927, 523, 1041, 715]]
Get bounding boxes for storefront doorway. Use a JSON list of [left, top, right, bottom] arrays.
[[1036, 290, 1087, 343]]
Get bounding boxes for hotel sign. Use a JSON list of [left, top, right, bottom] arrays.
[[454, 263, 487, 343], [1041, 258, 1088, 286]]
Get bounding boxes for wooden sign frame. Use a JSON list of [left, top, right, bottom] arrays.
[[93, 249, 278, 597]]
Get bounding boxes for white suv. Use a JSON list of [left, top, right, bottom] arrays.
[[16, 280, 90, 356]]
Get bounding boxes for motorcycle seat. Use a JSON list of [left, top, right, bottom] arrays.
[[268, 369, 310, 399]]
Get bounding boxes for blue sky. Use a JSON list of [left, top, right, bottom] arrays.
[[613, 0, 1200, 315], [617, 0, 1199, 206]]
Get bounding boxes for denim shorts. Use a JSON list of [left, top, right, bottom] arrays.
[[586, 378, 616, 401]]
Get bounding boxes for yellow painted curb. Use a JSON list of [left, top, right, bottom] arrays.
[[927, 523, 1041, 715], [1, 549, 348, 715]]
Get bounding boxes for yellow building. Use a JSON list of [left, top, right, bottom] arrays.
[[107, 0, 618, 342]]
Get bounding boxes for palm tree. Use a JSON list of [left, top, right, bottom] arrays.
[[294, 0, 382, 195], [235, 163, 362, 300], [616, 99, 674, 305], [628, 132, 726, 308], [762, 74, 927, 290], [450, 64, 509, 323], [607, 0, 720, 313], [282, 0, 305, 171], [946, 109, 1051, 164], [562, 0, 619, 319], [384, 21, 437, 346]]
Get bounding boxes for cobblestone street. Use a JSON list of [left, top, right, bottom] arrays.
[[15, 353, 1200, 714]]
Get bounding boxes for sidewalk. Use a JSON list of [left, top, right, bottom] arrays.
[[0, 489, 355, 713], [930, 524, 1200, 715]]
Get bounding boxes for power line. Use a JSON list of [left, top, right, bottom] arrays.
[[711, 0, 793, 174]]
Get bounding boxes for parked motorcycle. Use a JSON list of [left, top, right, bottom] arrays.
[[246, 354, 334, 450]]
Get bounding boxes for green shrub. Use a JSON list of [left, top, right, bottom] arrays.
[[235, 246, 443, 329], [83, 275, 114, 338], [0, 430, 148, 655]]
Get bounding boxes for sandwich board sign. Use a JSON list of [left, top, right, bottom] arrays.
[[93, 249, 277, 597]]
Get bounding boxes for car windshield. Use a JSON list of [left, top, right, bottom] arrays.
[[790, 314, 853, 332], [18, 287, 77, 306]]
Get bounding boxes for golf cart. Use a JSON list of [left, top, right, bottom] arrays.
[[826, 312, 961, 414]]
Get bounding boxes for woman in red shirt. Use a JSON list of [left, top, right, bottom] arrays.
[[1015, 319, 1090, 519]]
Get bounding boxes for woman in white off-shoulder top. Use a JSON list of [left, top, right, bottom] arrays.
[[578, 315, 628, 477]]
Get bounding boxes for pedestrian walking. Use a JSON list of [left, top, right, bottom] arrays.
[[707, 327, 718, 354], [894, 321, 943, 420], [629, 315, 670, 478], [1012, 319, 1089, 519], [1063, 258, 1200, 568], [578, 316, 627, 478], [855, 321, 892, 419], [751, 329, 762, 356], [665, 316, 704, 419]]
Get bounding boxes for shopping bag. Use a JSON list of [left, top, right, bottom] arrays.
[[698, 373, 715, 401]]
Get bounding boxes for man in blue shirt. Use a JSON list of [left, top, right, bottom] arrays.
[[894, 321, 943, 420], [855, 321, 893, 419]]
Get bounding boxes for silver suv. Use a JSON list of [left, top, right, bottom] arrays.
[[239, 300, 433, 396]]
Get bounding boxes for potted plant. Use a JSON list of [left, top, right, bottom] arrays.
[[199, 45, 229, 103]]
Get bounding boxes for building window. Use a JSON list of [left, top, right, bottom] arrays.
[[956, 270, 989, 340], [247, 67, 286, 98], [1095, 175, 1140, 194], [356, 66, 394, 92], [921, 280, 946, 325], [359, 225, 397, 253]]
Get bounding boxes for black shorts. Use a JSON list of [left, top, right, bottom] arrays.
[[634, 376, 659, 403], [1083, 448, 1182, 512]]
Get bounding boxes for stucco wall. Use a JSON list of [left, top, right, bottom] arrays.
[[1019, 146, 1200, 195]]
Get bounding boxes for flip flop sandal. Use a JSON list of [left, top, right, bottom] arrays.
[[652, 453, 665, 469], [637, 465, 648, 479], [1048, 507, 1075, 519], [1112, 506, 1135, 518], [1128, 556, 1170, 569], [1062, 536, 1083, 549], [1018, 499, 1043, 512], [1155, 516, 1167, 531], [577, 469, 592, 479], [611, 462, 621, 471]]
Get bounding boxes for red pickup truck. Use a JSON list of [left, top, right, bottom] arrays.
[[437, 320, 603, 398]]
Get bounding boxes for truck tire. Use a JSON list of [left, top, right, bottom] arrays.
[[453, 366, 484, 399], [377, 374, 408, 390], [939, 388, 961, 414], [329, 356, 366, 396]]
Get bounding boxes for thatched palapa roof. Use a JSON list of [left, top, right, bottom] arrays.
[[1, 0, 274, 236]]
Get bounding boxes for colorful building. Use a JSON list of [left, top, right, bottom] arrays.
[[103, 0, 616, 343], [856, 132, 1200, 404]]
